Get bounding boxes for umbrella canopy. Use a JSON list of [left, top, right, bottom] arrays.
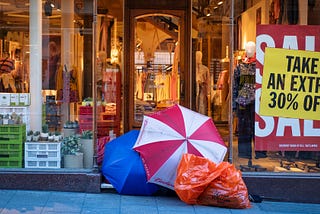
[[133, 104, 227, 190], [101, 130, 159, 195]]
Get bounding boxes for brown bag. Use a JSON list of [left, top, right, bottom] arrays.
[[174, 153, 251, 209]]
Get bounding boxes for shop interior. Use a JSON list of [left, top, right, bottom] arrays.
[[0, 0, 319, 172]]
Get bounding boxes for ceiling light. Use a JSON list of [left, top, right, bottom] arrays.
[[204, 7, 211, 17], [217, 1, 223, 5]]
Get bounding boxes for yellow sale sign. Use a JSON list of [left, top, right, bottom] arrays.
[[260, 47, 320, 120]]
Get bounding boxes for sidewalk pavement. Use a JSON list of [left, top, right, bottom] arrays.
[[1, 189, 320, 214]]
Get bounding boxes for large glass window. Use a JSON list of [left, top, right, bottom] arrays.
[[193, 0, 320, 174], [0, 1, 31, 169]]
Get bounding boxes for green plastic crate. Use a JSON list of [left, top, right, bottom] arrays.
[[0, 124, 26, 143], [0, 143, 23, 151], [0, 124, 26, 134], [0, 159, 22, 168], [0, 151, 23, 159]]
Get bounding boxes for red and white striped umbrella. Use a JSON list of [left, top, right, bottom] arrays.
[[133, 104, 227, 190]]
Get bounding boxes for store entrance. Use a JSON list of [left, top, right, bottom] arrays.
[[133, 15, 180, 123], [123, 0, 192, 132]]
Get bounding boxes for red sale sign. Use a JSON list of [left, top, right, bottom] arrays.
[[255, 25, 320, 151]]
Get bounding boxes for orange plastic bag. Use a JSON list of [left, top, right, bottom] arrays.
[[174, 153, 250, 209]]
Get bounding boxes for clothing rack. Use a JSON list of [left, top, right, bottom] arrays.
[[135, 63, 172, 73]]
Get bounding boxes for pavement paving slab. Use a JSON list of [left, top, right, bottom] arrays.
[[0, 189, 319, 214]]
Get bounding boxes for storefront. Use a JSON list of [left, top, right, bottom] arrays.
[[0, 0, 319, 202]]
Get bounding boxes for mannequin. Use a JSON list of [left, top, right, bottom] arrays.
[[233, 41, 266, 171], [196, 51, 210, 115]]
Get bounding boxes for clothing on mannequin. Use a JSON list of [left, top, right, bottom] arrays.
[[196, 51, 210, 115], [0, 52, 16, 92], [233, 42, 266, 170]]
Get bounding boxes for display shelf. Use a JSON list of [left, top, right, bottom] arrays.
[[45, 96, 61, 131]]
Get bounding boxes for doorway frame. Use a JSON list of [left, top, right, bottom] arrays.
[[123, 0, 192, 132]]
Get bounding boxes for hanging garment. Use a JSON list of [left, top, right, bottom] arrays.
[[274, 0, 281, 21], [0, 57, 15, 73], [48, 54, 60, 90], [143, 72, 156, 101], [0, 56, 16, 92], [278, 0, 299, 24], [171, 42, 180, 101], [0, 73, 16, 92], [154, 72, 170, 102], [56, 65, 63, 100], [103, 66, 119, 103], [56, 65, 79, 103], [135, 71, 144, 100], [287, 0, 299, 24], [99, 17, 108, 52]]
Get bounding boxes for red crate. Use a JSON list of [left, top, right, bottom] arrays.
[[79, 106, 93, 115], [78, 114, 93, 122], [79, 122, 92, 132], [79, 106, 105, 115], [97, 127, 114, 136]]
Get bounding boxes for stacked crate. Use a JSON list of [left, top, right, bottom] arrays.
[[78, 106, 114, 137], [0, 124, 26, 168], [78, 106, 94, 131], [24, 142, 61, 168]]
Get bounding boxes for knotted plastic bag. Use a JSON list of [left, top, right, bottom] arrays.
[[174, 153, 250, 209]]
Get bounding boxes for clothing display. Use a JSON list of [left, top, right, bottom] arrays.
[[135, 71, 145, 100], [154, 72, 170, 102], [196, 51, 210, 115], [233, 42, 257, 159], [103, 65, 119, 103], [170, 42, 180, 101], [233, 61, 256, 158], [217, 70, 230, 121], [135, 69, 172, 104], [278, 0, 299, 25], [0, 56, 16, 92], [56, 65, 79, 103], [48, 42, 60, 90], [0, 56, 15, 73]]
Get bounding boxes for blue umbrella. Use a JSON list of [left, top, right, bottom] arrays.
[[101, 130, 159, 195]]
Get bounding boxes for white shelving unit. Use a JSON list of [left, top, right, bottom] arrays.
[[24, 142, 61, 168]]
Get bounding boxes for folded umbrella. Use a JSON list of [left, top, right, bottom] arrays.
[[101, 130, 159, 195]]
